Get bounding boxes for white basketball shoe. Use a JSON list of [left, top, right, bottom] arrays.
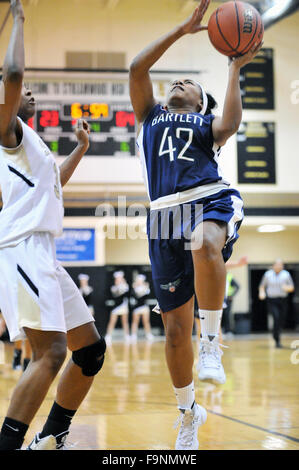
[[174, 403, 207, 450], [27, 432, 70, 450], [197, 337, 226, 385]]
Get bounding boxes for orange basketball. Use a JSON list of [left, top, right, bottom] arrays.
[[208, 1, 264, 57]]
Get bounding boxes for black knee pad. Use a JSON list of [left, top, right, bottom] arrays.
[[72, 337, 106, 377]]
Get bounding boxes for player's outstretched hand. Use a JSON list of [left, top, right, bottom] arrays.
[[10, 0, 25, 21], [75, 119, 90, 150], [180, 0, 210, 34], [230, 41, 264, 69]]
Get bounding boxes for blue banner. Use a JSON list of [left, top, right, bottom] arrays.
[[55, 228, 95, 262]]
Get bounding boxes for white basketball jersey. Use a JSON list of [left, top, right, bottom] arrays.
[[0, 117, 64, 249]]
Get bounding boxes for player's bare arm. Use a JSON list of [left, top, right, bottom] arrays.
[[129, 0, 210, 126], [0, 0, 25, 148], [59, 119, 90, 187], [212, 42, 263, 146]]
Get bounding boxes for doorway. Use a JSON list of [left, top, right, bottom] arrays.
[[249, 264, 298, 333]]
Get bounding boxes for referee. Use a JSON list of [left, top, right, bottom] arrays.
[[259, 259, 295, 348]]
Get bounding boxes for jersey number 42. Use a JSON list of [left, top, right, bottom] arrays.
[[159, 127, 194, 162]]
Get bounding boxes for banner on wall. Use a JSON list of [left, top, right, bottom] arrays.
[[240, 48, 274, 110], [237, 122, 276, 184], [55, 228, 95, 262]]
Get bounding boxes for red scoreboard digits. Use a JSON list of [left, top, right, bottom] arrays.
[[39, 110, 60, 128], [115, 111, 135, 128]]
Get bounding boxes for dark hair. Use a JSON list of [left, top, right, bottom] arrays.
[[205, 92, 217, 115]]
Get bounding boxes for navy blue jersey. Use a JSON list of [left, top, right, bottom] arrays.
[[137, 104, 229, 203]]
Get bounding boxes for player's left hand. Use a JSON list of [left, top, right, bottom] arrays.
[[229, 41, 264, 69], [75, 119, 90, 149]]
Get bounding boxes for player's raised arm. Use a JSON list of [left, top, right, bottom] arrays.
[[129, 0, 210, 125], [0, 0, 25, 147], [59, 119, 90, 187], [212, 42, 263, 147]]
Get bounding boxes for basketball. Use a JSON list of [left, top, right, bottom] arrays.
[[208, 1, 264, 57]]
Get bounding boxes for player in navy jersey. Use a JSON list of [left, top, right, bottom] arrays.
[[130, 0, 262, 450]]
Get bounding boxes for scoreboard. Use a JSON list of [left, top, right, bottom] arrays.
[[25, 71, 201, 159], [33, 101, 135, 157], [25, 74, 140, 157]]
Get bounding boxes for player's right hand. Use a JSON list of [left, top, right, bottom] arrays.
[[10, 0, 25, 21], [180, 0, 210, 35], [75, 119, 90, 150]]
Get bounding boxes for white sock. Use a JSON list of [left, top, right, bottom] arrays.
[[199, 309, 222, 341], [174, 381, 195, 410]]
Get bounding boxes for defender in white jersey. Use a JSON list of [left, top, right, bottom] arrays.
[[130, 0, 262, 450], [0, 1, 106, 451]]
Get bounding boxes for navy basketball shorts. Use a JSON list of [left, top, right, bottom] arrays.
[[147, 188, 244, 313]]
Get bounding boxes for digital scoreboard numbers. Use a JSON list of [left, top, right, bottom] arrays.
[[237, 122, 276, 184], [35, 102, 136, 157], [240, 48, 274, 110]]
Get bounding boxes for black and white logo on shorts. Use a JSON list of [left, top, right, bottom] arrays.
[[160, 278, 181, 293]]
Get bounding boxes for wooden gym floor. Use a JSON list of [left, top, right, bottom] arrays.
[[0, 335, 299, 450]]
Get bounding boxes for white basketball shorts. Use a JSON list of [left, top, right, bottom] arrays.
[[0, 232, 94, 341]]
